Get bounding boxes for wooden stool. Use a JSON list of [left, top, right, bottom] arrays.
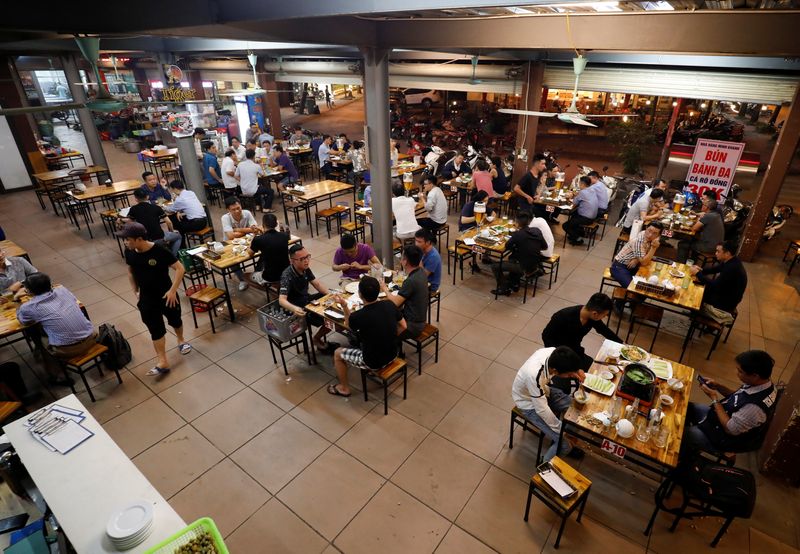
[[204, 184, 223, 208], [613, 232, 630, 257], [341, 221, 365, 243], [680, 315, 724, 362], [598, 212, 609, 240], [427, 289, 441, 323], [607, 287, 632, 334], [392, 239, 403, 256], [625, 303, 664, 352], [563, 221, 599, 250], [185, 226, 215, 247], [62, 343, 122, 403], [520, 270, 541, 304], [264, 281, 281, 303], [509, 406, 545, 464], [187, 286, 228, 333], [691, 250, 715, 268], [525, 457, 592, 550], [447, 244, 476, 285], [282, 194, 315, 236], [239, 195, 259, 213], [541, 254, 560, 290], [100, 209, 119, 237], [360, 358, 408, 415], [315, 206, 350, 238], [434, 223, 450, 249], [783, 239, 800, 275], [66, 200, 94, 239], [443, 188, 459, 212], [401, 324, 440, 374], [599, 267, 616, 293]]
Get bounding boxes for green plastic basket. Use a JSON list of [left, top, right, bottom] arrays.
[[143, 517, 229, 554]]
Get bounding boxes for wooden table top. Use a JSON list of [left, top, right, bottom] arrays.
[[628, 262, 705, 311], [394, 162, 426, 175], [67, 180, 141, 201], [0, 287, 83, 339], [141, 148, 178, 160], [455, 220, 516, 254], [305, 284, 396, 329], [193, 235, 301, 271], [0, 240, 27, 260], [289, 180, 354, 202], [43, 150, 84, 160], [563, 339, 695, 469], [531, 456, 591, 511], [286, 146, 313, 155], [33, 165, 108, 184]]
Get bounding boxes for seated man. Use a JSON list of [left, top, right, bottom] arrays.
[[332, 233, 379, 283], [587, 170, 609, 216], [491, 211, 547, 296], [16, 273, 95, 385], [235, 149, 274, 212], [416, 176, 448, 231], [689, 240, 747, 325], [221, 196, 263, 291], [512, 345, 586, 461], [459, 190, 493, 232], [220, 149, 239, 197], [0, 248, 37, 294], [288, 126, 310, 146], [127, 188, 182, 258], [278, 244, 335, 352], [201, 142, 223, 189], [139, 171, 171, 203], [542, 293, 623, 369], [440, 152, 472, 180], [317, 135, 335, 177], [621, 187, 666, 235], [272, 145, 300, 191], [684, 350, 777, 456], [528, 213, 555, 260], [247, 213, 290, 285], [391, 182, 421, 240], [415, 229, 442, 293], [677, 196, 725, 263], [563, 176, 599, 246], [164, 181, 208, 235], [329, 276, 406, 397], [381, 245, 427, 341], [610, 221, 662, 290]]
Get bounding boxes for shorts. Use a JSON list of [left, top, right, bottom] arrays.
[[339, 348, 369, 369], [138, 296, 183, 340]]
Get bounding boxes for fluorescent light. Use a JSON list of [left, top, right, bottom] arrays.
[[180, 81, 190, 88], [505, 6, 533, 14], [701, 102, 707, 109], [150, 81, 164, 89], [622, 115, 629, 122], [761, 105, 767, 110], [547, 1, 620, 9], [645, 100, 651, 105], [642, 1, 675, 10], [202, 81, 213, 88]]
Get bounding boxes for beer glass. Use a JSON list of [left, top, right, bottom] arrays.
[[555, 172, 565, 189], [403, 172, 413, 195], [673, 193, 685, 214], [474, 201, 486, 226]]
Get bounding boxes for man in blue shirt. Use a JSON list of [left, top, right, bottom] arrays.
[[415, 228, 442, 292], [317, 134, 334, 177], [201, 142, 222, 188], [164, 181, 208, 235], [563, 176, 599, 246], [587, 171, 609, 215], [272, 145, 300, 190], [139, 171, 171, 203]]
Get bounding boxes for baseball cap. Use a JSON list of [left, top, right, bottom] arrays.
[[116, 222, 148, 239]]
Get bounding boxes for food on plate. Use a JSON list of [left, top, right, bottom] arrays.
[[669, 269, 685, 278], [582, 373, 615, 395], [625, 365, 654, 385], [649, 358, 673, 380], [620, 345, 648, 362], [175, 532, 218, 554]]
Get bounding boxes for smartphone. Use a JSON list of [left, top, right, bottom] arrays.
[[697, 375, 709, 386]]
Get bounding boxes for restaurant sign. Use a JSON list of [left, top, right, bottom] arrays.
[[600, 438, 627, 459], [684, 138, 745, 201]]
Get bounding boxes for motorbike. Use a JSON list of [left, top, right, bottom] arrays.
[[616, 176, 652, 226], [424, 145, 447, 176], [763, 205, 793, 241], [719, 184, 750, 244]]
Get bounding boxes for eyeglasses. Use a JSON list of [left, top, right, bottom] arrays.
[[292, 255, 311, 262]]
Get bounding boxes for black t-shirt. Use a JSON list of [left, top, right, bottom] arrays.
[[250, 230, 290, 282], [398, 267, 428, 334], [517, 171, 538, 200], [127, 202, 166, 240], [349, 300, 402, 369], [125, 243, 177, 300], [279, 265, 316, 307]]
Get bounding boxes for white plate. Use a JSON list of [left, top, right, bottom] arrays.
[[110, 521, 152, 547], [106, 500, 154, 540], [620, 345, 649, 363], [344, 281, 360, 294], [648, 358, 674, 380], [582, 373, 616, 396]]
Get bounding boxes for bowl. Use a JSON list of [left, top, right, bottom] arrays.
[[486, 216, 495, 223], [616, 419, 635, 438], [660, 394, 674, 406], [573, 390, 589, 404], [599, 370, 614, 380], [667, 378, 684, 391]]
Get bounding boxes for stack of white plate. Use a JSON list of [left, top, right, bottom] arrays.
[[106, 500, 154, 550]]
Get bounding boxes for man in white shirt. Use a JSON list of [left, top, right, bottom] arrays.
[[165, 181, 208, 235], [230, 136, 246, 161], [416, 175, 448, 231], [529, 216, 555, 259], [391, 183, 421, 240], [220, 149, 239, 195], [235, 149, 274, 212], [318, 135, 334, 177], [221, 196, 263, 291], [512, 345, 585, 461]]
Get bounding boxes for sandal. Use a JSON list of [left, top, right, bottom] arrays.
[[316, 341, 341, 354], [146, 366, 171, 376], [179, 343, 193, 355], [327, 384, 351, 397]]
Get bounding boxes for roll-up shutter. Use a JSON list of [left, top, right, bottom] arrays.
[[543, 66, 798, 104]]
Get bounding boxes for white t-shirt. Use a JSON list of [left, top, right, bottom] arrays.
[[529, 217, 555, 258], [220, 156, 238, 189], [232, 145, 246, 161], [221, 210, 257, 236], [512, 347, 561, 433], [235, 160, 264, 196], [424, 186, 448, 225], [392, 196, 420, 238]]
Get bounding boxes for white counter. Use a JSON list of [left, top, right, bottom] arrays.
[[3, 394, 185, 553]]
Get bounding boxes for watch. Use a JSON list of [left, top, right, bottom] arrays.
[[710, 399, 718, 406]]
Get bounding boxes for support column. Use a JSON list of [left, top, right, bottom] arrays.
[[361, 47, 392, 265], [176, 134, 206, 203], [0, 57, 38, 174], [512, 62, 545, 182], [187, 69, 205, 101], [60, 54, 108, 169], [257, 65, 282, 135], [739, 83, 800, 261], [132, 66, 151, 101], [655, 99, 682, 180]]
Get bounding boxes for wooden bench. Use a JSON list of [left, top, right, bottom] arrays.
[[185, 226, 215, 247], [613, 232, 630, 257], [401, 324, 440, 374], [599, 267, 616, 293], [360, 357, 408, 415], [526, 456, 592, 549], [62, 343, 122, 403], [341, 221, 365, 243], [562, 221, 599, 250], [315, 205, 350, 238], [281, 193, 315, 236], [434, 223, 450, 249], [187, 286, 228, 333]]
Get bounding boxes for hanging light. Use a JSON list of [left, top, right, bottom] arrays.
[[760, 105, 768, 111], [645, 99, 651, 105], [701, 102, 707, 109], [689, 111, 695, 117], [622, 115, 629, 122], [672, 101, 678, 107]]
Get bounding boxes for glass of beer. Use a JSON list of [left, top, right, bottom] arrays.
[[474, 201, 486, 226], [403, 172, 413, 195], [555, 172, 565, 189], [673, 193, 685, 214]]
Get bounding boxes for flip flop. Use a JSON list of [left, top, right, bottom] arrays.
[[327, 384, 351, 398], [316, 341, 341, 354], [146, 366, 171, 376]]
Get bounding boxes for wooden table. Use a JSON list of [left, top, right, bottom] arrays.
[[286, 146, 313, 156], [393, 162, 426, 176], [305, 282, 396, 334], [140, 148, 179, 179], [288, 179, 355, 207], [454, 220, 515, 298], [43, 150, 86, 169], [0, 287, 84, 348], [0, 240, 30, 263], [628, 262, 705, 313], [33, 165, 112, 215], [558, 339, 695, 475], [33, 165, 110, 187], [192, 235, 302, 321], [657, 211, 698, 240]]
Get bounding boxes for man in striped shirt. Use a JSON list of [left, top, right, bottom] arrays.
[[610, 221, 663, 290]]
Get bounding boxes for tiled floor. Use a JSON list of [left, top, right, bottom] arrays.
[[1, 138, 799, 553]]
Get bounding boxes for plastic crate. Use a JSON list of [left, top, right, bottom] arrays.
[[143, 517, 228, 554], [257, 300, 307, 342]]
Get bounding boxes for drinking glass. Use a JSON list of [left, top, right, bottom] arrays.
[[685, 258, 694, 268], [654, 427, 669, 448], [636, 419, 651, 443]]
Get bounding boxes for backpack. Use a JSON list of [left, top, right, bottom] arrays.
[[97, 323, 132, 370], [662, 457, 756, 518]]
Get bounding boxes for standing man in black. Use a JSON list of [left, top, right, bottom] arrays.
[[491, 211, 547, 297], [119, 223, 191, 377], [247, 213, 291, 287], [514, 153, 547, 215], [541, 293, 623, 370]]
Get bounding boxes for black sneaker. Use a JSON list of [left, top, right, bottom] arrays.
[[491, 288, 512, 297], [566, 447, 585, 460]]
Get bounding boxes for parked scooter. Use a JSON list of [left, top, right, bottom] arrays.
[[763, 205, 793, 240], [570, 164, 618, 203]]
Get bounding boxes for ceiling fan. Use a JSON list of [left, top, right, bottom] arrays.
[[498, 56, 636, 127]]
